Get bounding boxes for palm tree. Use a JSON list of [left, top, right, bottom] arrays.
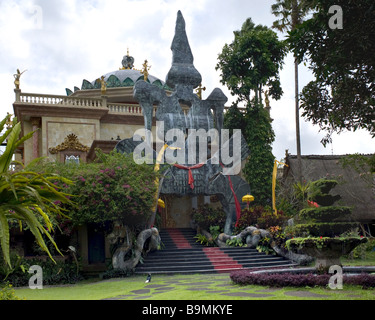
[[271, 0, 311, 183], [0, 114, 73, 267]]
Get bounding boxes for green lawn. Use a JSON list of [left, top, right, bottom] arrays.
[[14, 271, 375, 301]]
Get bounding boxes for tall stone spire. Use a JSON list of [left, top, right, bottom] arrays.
[[165, 10, 202, 89]]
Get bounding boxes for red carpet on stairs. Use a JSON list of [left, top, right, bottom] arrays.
[[167, 229, 192, 249], [202, 247, 243, 272]]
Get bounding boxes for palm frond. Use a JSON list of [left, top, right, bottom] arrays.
[[0, 210, 10, 267]]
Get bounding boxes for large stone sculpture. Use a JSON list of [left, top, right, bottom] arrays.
[[116, 11, 251, 234]]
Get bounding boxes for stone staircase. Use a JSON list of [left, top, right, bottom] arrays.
[[135, 228, 297, 274]]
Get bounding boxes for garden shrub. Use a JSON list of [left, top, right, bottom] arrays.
[[344, 238, 375, 260], [0, 282, 22, 300], [29, 150, 159, 232], [234, 206, 287, 233], [0, 256, 84, 287]]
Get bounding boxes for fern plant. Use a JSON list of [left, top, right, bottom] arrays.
[[0, 114, 74, 267], [226, 237, 245, 247]]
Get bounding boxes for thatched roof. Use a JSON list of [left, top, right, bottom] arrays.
[[283, 154, 375, 223]]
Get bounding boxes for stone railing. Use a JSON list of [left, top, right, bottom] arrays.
[[15, 91, 233, 116], [108, 103, 149, 115], [18, 92, 104, 108]]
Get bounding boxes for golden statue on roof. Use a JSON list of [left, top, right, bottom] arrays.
[[195, 84, 206, 99], [141, 60, 151, 81], [13, 69, 27, 90], [100, 75, 107, 95]]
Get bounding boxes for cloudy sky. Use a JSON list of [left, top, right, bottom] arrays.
[[0, 0, 373, 161]]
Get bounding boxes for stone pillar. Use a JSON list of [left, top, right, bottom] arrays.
[[30, 117, 41, 159], [101, 95, 107, 108], [14, 89, 21, 102]]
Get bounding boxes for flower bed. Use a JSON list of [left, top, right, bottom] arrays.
[[230, 269, 375, 289]]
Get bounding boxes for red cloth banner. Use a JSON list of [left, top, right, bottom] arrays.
[[173, 163, 205, 189]]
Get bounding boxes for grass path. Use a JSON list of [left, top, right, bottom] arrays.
[[14, 272, 375, 300]]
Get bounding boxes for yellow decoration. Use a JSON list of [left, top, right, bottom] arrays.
[[242, 194, 254, 203], [150, 144, 181, 226], [272, 160, 288, 215], [48, 133, 90, 154], [100, 75, 107, 95], [13, 69, 27, 90], [195, 84, 206, 99], [157, 199, 165, 209], [242, 194, 254, 209], [141, 60, 151, 81]]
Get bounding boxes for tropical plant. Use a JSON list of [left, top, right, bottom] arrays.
[[226, 237, 245, 247], [0, 114, 73, 267], [194, 233, 211, 246]]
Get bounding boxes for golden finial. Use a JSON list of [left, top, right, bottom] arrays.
[[100, 76, 107, 95], [195, 84, 206, 99], [13, 69, 27, 90], [141, 60, 151, 81]]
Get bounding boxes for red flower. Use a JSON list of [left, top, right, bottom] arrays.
[[308, 200, 319, 208]]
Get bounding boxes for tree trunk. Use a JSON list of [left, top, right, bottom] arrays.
[[292, 0, 303, 183], [295, 58, 302, 183]]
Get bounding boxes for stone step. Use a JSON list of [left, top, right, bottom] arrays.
[[135, 228, 297, 274]]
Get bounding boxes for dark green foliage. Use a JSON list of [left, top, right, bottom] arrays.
[[234, 205, 287, 233], [191, 204, 226, 231], [224, 104, 275, 205], [307, 179, 341, 206], [299, 206, 351, 222], [288, 0, 375, 144], [287, 178, 365, 251], [291, 222, 360, 237], [0, 255, 83, 287], [242, 107, 275, 205], [216, 18, 286, 104], [217, 18, 286, 205]]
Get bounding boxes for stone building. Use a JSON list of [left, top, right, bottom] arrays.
[[11, 53, 215, 272], [13, 53, 170, 166]]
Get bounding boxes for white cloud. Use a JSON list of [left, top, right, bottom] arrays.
[[0, 0, 372, 161]]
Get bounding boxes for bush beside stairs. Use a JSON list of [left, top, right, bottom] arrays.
[[135, 228, 297, 274]]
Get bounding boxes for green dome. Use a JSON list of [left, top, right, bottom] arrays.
[[66, 54, 170, 96]]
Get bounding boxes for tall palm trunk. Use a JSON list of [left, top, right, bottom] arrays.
[[295, 57, 302, 183], [292, 0, 302, 183]]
